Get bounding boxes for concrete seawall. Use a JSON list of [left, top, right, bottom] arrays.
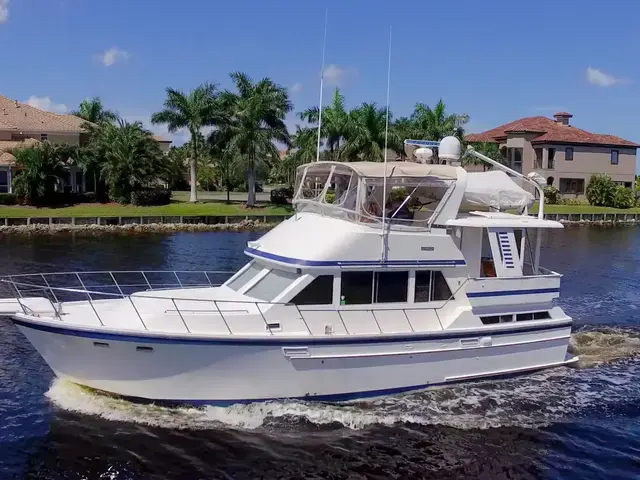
[[0, 212, 638, 236]]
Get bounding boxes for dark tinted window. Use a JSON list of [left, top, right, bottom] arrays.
[[415, 271, 431, 302], [481, 316, 499, 325], [565, 147, 573, 160], [374, 271, 408, 303], [431, 271, 452, 301], [291, 275, 334, 305], [341, 272, 373, 304]]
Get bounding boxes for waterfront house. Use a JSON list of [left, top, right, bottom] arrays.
[[0, 95, 171, 194], [466, 112, 638, 197]]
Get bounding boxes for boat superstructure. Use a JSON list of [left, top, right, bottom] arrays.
[[0, 140, 577, 405]]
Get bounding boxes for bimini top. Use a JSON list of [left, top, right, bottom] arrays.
[[298, 161, 458, 180]]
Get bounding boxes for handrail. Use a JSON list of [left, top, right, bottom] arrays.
[[1, 270, 513, 338]]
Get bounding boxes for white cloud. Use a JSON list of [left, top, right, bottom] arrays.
[[323, 64, 356, 86], [96, 47, 130, 67], [290, 83, 303, 93], [24, 96, 68, 113], [586, 66, 627, 87], [0, 0, 8, 24]]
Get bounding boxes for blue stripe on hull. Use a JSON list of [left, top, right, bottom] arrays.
[[13, 317, 572, 347], [244, 248, 466, 267], [467, 288, 559, 298], [87, 362, 570, 408]]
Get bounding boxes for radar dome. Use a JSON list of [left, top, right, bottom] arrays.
[[413, 147, 433, 163], [438, 136, 462, 162]]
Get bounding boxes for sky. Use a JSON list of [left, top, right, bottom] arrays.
[[1, 0, 640, 151]]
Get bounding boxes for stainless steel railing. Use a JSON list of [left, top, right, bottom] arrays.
[[0, 270, 470, 337]]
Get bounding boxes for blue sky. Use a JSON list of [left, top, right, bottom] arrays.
[[1, 0, 639, 148]]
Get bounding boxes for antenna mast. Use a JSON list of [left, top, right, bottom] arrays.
[[380, 26, 392, 260], [316, 7, 328, 162]]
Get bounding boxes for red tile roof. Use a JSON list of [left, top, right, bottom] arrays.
[[466, 115, 639, 147]]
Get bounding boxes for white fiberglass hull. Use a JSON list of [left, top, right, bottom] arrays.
[[14, 317, 575, 405]]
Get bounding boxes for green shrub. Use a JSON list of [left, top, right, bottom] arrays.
[[543, 186, 559, 204], [559, 196, 587, 206], [325, 192, 336, 204], [130, 189, 172, 206], [0, 193, 17, 205], [612, 185, 636, 209], [269, 186, 293, 205], [586, 174, 617, 207]]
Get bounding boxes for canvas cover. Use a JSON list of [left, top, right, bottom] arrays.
[[463, 171, 535, 210]]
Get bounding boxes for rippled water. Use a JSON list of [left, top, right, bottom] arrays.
[[1, 228, 639, 479]]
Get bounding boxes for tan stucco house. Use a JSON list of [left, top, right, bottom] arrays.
[[466, 112, 638, 196], [0, 95, 172, 194]]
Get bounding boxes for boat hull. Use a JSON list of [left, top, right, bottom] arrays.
[[14, 317, 575, 405]]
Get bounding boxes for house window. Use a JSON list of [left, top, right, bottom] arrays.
[[41, 134, 48, 141], [559, 178, 585, 195], [340, 271, 409, 304], [507, 148, 523, 173], [611, 150, 619, 165], [625, 182, 632, 189], [534, 148, 543, 169], [0, 170, 8, 193], [291, 275, 334, 305], [565, 147, 573, 161], [548, 148, 555, 169], [414, 271, 452, 302]]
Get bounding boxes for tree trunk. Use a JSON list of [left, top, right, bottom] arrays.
[[190, 132, 198, 202], [247, 146, 256, 207], [226, 159, 231, 204]]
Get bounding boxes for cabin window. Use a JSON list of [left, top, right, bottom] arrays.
[[340, 271, 409, 304], [291, 275, 334, 305], [374, 271, 408, 303], [516, 311, 551, 321], [480, 314, 513, 324], [341, 272, 374, 304], [244, 268, 299, 301], [415, 271, 452, 302], [226, 262, 263, 291]]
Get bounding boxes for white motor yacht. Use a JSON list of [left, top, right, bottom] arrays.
[[0, 137, 577, 406]]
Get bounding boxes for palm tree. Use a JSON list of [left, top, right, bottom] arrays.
[[11, 143, 68, 204], [96, 120, 165, 203], [71, 97, 119, 124], [298, 88, 349, 161], [341, 103, 400, 162], [410, 99, 468, 141], [151, 83, 219, 202], [392, 116, 416, 159], [215, 72, 291, 207], [280, 126, 318, 185]]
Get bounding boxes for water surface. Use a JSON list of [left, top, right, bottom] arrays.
[[0, 228, 639, 479]]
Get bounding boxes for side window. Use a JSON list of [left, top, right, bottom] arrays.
[[244, 269, 299, 301], [415, 271, 453, 302], [374, 271, 408, 303], [341, 272, 373, 304], [340, 271, 409, 304], [291, 275, 334, 305], [415, 271, 431, 302], [431, 271, 453, 301]]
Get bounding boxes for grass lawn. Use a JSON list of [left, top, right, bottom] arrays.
[[0, 201, 293, 218], [531, 203, 640, 214]]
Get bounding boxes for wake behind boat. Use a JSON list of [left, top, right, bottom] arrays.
[[0, 138, 577, 406]]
